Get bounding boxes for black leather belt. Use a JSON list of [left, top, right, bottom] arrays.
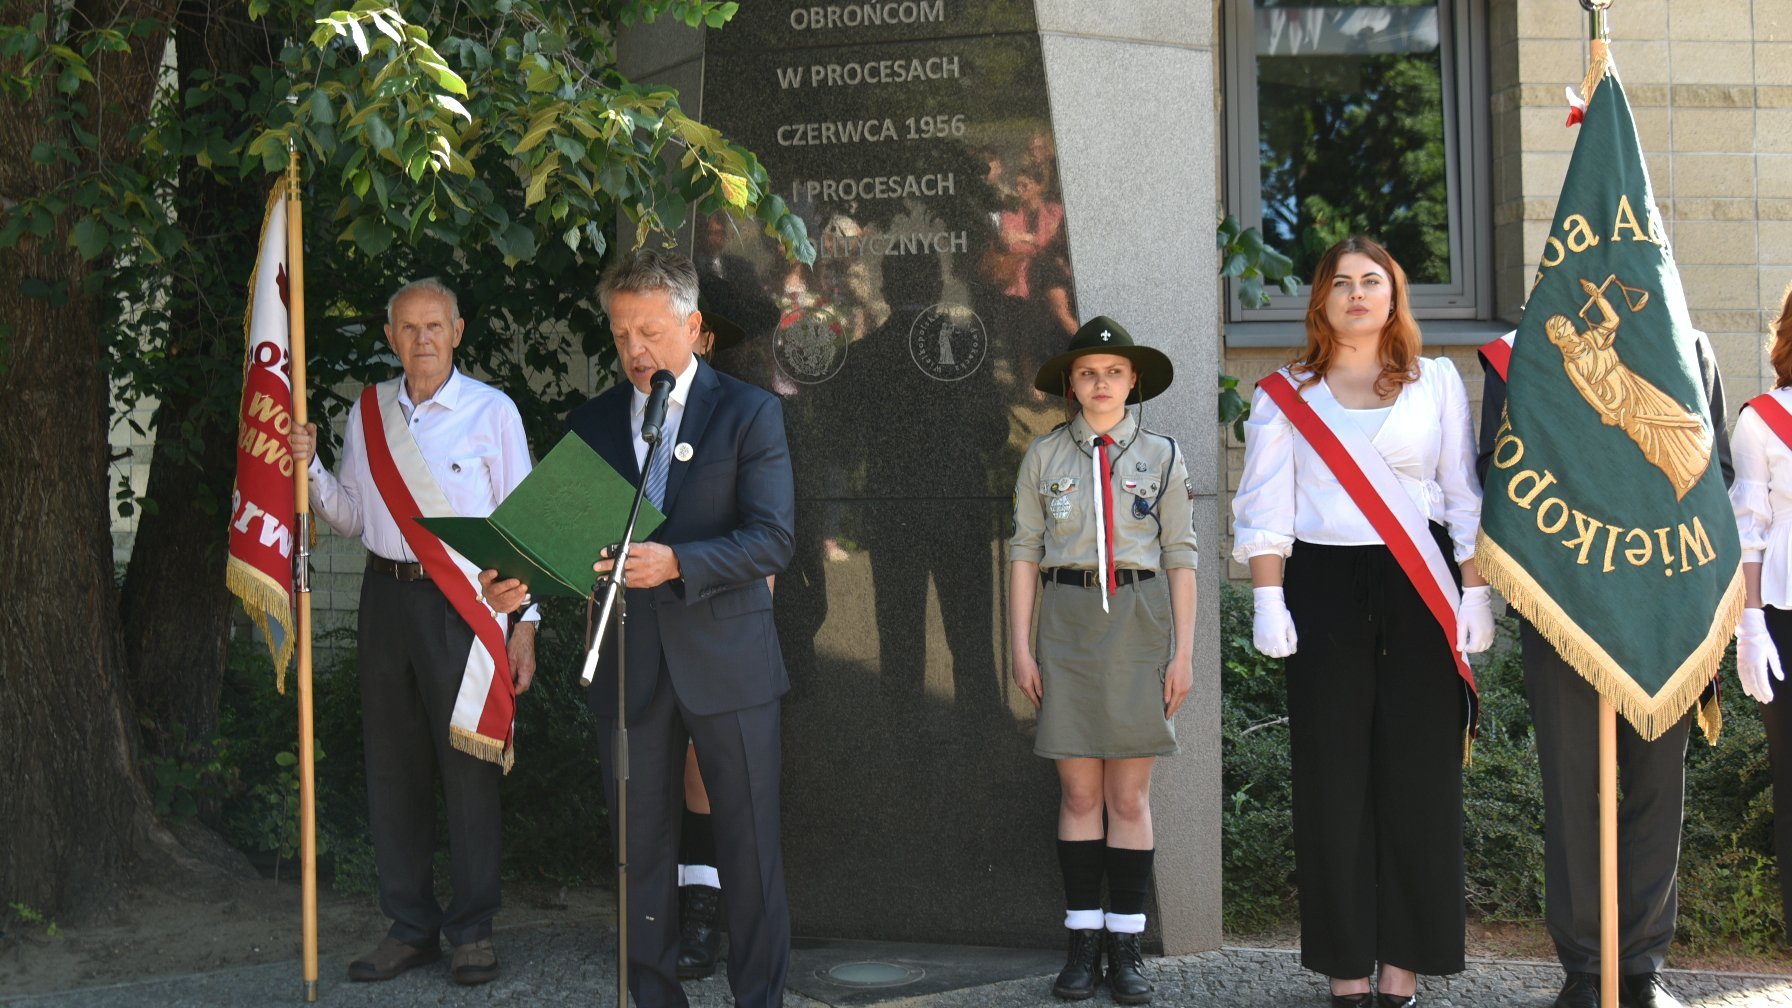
[[1042, 568, 1155, 588], [367, 554, 430, 582]]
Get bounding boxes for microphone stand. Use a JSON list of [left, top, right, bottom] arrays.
[[578, 428, 663, 1008]]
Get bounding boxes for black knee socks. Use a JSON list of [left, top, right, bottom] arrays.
[[1105, 846, 1154, 918], [1057, 838, 1105, 914]]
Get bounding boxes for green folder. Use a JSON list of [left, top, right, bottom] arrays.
[[415, 433, 664, 598]]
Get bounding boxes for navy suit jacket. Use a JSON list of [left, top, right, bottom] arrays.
[[566, 358, 796, 721]]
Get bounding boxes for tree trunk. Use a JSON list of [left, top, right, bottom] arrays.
[[120, 0, 277, 764], [0, 0, 187, 917]]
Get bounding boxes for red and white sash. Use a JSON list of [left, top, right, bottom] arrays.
[[1258, 371, 1478, 708], [359, 382, 515, 771], [1478, 331, 1517, 381], [1746, 391, 1792, 448]]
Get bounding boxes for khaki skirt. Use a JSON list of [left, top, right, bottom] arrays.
[[1033, 574, 1178, 759]]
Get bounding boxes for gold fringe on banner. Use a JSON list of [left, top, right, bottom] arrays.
[[1475, 531, 1741, 744], [451, 725, 516, 775], [226, 555, 298, 693]]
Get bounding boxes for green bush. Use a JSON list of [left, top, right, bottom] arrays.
[[1219, 584, 1786, 951], [216, 596, 612, 893]]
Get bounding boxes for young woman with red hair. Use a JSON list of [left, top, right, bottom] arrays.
[[1232, 236, 1494, 1007]]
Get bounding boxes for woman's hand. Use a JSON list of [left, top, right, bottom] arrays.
[[1251, 586, 1298, 658], [1737, 608, 1783, 704], [1164, 649, 1193, 716], [1456, 585, 1496, 654], [1012, 650, 1043, 708]]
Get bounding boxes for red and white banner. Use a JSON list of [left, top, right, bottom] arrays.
[[226, 179, 299, 689]]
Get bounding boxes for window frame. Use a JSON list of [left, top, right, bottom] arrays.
[[1222, 0, 1493, 330]]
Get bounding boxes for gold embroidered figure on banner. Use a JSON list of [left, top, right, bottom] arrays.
[[1544, 274, 1711, 500]]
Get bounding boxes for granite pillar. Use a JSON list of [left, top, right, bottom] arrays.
[[618, 2, 1222, 953]]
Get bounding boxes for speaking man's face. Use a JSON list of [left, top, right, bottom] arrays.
[[609, 287, 702, 394]]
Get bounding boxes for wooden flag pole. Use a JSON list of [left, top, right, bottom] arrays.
[[1576, 5, 1619, 1006], [286, 143, 319, 1004], [1600, 699, 1619, 1008], [1570, 3, 1619, 1005]]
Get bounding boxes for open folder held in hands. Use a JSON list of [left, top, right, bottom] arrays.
[[416, 433, 665, 598]]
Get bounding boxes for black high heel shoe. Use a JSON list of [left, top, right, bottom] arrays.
[[1330, 994, 1372, 1007], [1376, 995, 1417, 1008]]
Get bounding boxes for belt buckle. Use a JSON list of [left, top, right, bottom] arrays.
[[1081, 569, 1098, 588]]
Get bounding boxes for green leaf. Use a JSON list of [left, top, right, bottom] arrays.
[[1239, 275, 1265, 308], [550, 133, 584, 162], [70, 218, 108, 259], [347, 17, 369, 56], [1219, 251, 1247, 278], [494, 221, 536, 261], [717, 172, 749, 209], [1280, 276, 1301, 296], [525, 63, 558, 94], [307, 88, 335, 125], [424, 59, 469, 97], [434, 93, 471, 122], [364, 114, 394, 151], [354, 216, 394, 255]]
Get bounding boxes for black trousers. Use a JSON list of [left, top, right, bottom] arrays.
[[1522, 623, 1690, 974], [1758, 606, 1792, 945], [357, 573, 502, 947], [596, 663, 790, 1008], [1283, 539, 1466, 979]]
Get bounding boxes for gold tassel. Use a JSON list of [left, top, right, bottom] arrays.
[[1476, 531, 1742, 743], [450, 725, 516, 774], [226, 557, 298, 694]]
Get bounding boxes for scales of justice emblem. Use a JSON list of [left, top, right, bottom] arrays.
[[1544, 273, 1711, 500], [908, 302, 988, 381]]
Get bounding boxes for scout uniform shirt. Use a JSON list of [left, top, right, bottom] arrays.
[[1010, 409, 1199, 574]]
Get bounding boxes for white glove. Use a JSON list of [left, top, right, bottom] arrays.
[[1736, 608, 1783, 705], [1456, 585, 1496, 654], [1252, 586, 1299, 658]]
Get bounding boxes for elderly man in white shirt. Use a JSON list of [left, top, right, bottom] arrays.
[[290, 278, 537, 987]]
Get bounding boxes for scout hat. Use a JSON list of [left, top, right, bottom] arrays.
[[697, 276, 753, 353], [1033, 315, 1173, 402]]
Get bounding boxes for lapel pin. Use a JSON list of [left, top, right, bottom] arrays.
[[674, 442, 694, 462]]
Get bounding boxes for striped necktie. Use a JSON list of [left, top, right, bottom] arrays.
[[643, 432, 671, 510]]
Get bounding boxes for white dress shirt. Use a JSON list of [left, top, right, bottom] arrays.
[[1231, 356, 1482, 563], [630, 355, 700, 471], [1732, 389, 1792, 608], [310, 368, 539, 620]]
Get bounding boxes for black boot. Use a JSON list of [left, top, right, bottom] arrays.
[[1105, 931, 1153, 1005], [1052, 928, 1103, 1000], [675, 885, 721, 980]]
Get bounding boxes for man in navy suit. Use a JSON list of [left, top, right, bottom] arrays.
[[483, 250, 795, 1007]]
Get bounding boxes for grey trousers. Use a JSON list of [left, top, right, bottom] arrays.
[[1522, 624, 1690, 974], [358, 572, 503, 948], [596, 665, 790, 1008]]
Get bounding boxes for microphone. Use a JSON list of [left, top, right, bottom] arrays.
[[640, 369, 676, 445]]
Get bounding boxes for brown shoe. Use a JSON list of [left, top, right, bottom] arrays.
[[347, 935, 440, 981], [451, 937, 499, 986]]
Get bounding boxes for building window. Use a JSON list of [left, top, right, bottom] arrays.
[[1224, 0, 1490, 325]]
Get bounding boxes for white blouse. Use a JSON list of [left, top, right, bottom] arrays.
[[1231, 356, 1482, 563], [1730, 389, 1792, 608]]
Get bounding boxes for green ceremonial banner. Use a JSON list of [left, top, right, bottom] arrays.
[[1478, 61, 1741, 743]]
